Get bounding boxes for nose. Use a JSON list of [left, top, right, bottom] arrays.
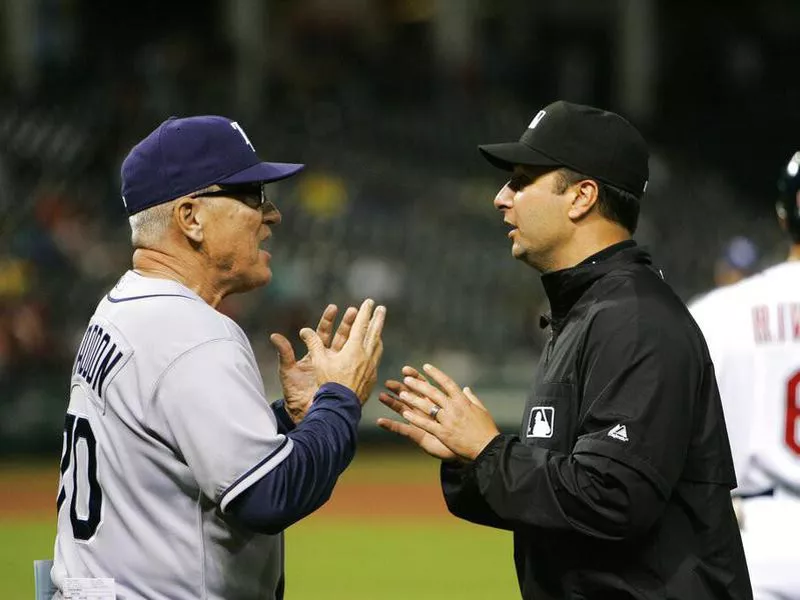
[[494, 184, 514, 211], [263, 207, 282, 226]]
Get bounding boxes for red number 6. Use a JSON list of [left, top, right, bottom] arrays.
[[786, 371, 800, 455]]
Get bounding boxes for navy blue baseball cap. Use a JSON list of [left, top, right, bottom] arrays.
[[121, 115, 305, 215]]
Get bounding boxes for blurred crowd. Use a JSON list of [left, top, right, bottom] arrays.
[[0, 0, 797, 452]]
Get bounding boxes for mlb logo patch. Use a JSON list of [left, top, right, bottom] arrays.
[[526, 406, 554, 438]]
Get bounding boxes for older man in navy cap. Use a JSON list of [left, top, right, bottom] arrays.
[[50, 115, 386, 600]]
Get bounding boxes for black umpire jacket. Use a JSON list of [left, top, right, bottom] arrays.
[[441, 241, 752, 599]]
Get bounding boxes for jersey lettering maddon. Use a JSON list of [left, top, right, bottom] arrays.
[[52, 271, 293, 600], [690, 261, 800, 496]]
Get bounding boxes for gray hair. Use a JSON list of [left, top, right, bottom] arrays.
[[128, 200, 176, 249]]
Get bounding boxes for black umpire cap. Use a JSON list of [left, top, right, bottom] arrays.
[[478, 100, 650, 196]]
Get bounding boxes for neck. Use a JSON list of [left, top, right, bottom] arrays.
[[539, 227, 631, 273], [788, 244, 800, 262], [132, 248, 226, 307]]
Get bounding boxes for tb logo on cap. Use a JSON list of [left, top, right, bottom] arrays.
[[230, 121, 255, 152], [528, 110, 547, 130]]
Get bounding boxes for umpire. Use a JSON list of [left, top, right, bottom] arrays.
[[378, 101, 752, 599]]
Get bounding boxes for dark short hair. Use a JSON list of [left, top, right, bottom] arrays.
[[553, 168, 641, 234]]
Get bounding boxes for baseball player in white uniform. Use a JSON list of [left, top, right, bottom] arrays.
[[690, 151, 800, 600], [51, 115, 386, 599]]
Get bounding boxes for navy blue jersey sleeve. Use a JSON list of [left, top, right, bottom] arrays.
[[270, 399, 296, 434], [228, 382, 361, 534]]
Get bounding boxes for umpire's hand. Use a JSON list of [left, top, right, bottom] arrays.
[[382, 363, 500, 461], [299, 298, 386, 404], [378, 366, 459, 461]]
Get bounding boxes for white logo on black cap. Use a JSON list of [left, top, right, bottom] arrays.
[[528, 110, 547, 130], [230, 121, 255, 152]]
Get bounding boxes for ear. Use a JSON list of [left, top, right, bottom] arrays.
[[174, 197, 205, 243], [567, 179, 599, 221]]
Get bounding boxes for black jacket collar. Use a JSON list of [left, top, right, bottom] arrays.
[[540, 240, 651, 327]]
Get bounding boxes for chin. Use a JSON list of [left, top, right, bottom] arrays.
[[251, 268, 272, 288], [512, 245, 543, 270], [511, 244, 527, 260], [234, 268, 272, 294]]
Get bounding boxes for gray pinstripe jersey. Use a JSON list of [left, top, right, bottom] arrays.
[[52, 271, 292, 599]]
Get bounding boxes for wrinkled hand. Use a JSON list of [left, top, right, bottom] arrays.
[[270, 304, 358, 424], [381, 363, 499, 461], [299, 298, 386, 404], [377, 366, 458, 461]]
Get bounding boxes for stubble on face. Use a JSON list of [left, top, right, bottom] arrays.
[[508, 169, 571, 273]]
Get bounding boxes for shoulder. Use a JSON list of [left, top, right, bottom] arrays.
[[687, 286, 733, 329], [97, 272, 250, 360], [688, 267, 779, 328], [591, 264, 687, 322], [585, 267, 702, 353], [689, 280, 747, 313]]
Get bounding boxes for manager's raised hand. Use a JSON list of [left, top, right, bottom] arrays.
[[299, 298, 386, 403], [270, 303, 359, 423]]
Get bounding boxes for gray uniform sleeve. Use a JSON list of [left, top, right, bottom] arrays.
[[149, 338, 292, 509]]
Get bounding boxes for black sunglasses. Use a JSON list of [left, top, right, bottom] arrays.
[[191, 184, 278, 213]]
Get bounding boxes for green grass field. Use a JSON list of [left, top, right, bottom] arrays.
[[0, 451, 520, 599], [0, 518, 517, 599], [285, 519, 517, 599]]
